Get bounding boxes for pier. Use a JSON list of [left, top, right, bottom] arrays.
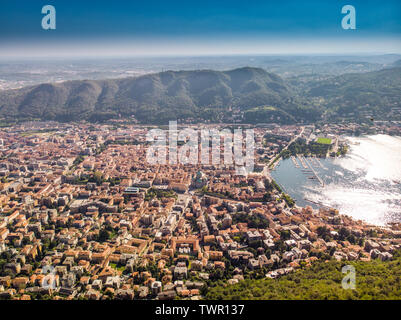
[[291, 156, 300, 168], [303, 198, 332, 209], [291, 155, 325, 187], [313, 156, 326, 169], [303, 157, 325, 187], [297, 156, 309, 169]]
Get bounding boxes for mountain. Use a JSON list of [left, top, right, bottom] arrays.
[[0, 67, 303, 124], [303, 67, 401, 121], [392, 59, 401, 67], [0, 66, 400, 124]]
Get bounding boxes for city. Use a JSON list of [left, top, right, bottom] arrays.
[[1, 0, 401, 309], [0, 120, 400, 300]]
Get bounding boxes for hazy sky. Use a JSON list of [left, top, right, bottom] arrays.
[[1, 0, 400, 57]]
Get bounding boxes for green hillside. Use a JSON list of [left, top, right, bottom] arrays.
[[0, 66, 400, 124], [305, 67, 401, 121], [205, 252, 401, 300], [0, 67, 302, 124]]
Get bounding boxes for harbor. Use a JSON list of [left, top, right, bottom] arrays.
[[294, 155, 325, 187], [271, 135, 401, 225]]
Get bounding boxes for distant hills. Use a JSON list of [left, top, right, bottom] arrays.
[[304, 67, 401, 121], [0, 66, 400, 124], [0, 67, 297, 124], [392, 59, 401, 67]]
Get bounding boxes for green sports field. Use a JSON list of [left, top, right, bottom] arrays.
[[316, 137, 332, 145]]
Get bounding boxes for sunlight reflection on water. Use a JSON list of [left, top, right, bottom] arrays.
[[272, 135, 401, 225]]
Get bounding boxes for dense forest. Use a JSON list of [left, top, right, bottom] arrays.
[[205, 251, 401, 300]]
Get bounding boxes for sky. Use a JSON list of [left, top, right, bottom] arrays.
[[0, 0, 400, 57]]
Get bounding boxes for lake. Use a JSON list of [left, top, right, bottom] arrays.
[[271, 134, 401, 225]]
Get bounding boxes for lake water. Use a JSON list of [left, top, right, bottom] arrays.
[[271, 134, 401, 225]]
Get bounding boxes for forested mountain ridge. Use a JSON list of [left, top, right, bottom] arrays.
[[0, 66, 400, 124], [0, 67, 298, 123], [304, 67, 401, 121]]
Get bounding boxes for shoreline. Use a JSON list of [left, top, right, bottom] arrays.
[[271, 134, 401, 227]]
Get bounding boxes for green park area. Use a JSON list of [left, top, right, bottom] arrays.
[[317, 137, 332, 145]]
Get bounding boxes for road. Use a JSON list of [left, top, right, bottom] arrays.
[[254, 127, 304, 180], [267, 126, 305, 168]]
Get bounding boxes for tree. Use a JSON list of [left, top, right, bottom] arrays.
[[90, 171, 104, 185], [210, 268, 224, 281], [98, 229, 110, 243], [280, 230, 291, 241]]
